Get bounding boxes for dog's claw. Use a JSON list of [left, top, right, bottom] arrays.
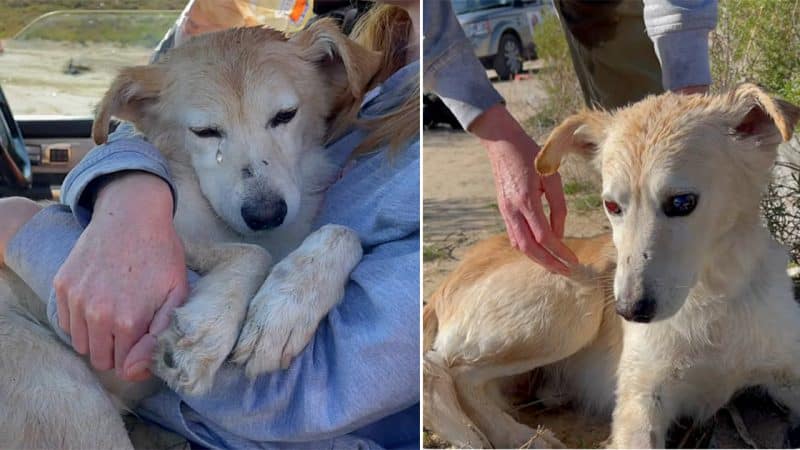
[[232, 307, 314, 377], [152, 302, 239, 396]]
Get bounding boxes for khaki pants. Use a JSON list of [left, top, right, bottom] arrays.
[[555, 0, 664, 109]]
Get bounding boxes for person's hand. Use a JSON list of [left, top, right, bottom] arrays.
[[470, 105, 579, 274], [53, 172, 189, 381]]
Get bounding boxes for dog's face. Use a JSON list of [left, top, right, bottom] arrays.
[[536, 85, 800, 323], [92, 22, 380, 235]]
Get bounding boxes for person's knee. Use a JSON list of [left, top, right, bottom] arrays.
[[0, 197, 42, 266]]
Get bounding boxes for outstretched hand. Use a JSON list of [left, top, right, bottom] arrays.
[[470, 105, 579, 274]]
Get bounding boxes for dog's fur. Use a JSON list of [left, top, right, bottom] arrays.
[[423, 84, 800, 448], [0, 21, 379, 449]]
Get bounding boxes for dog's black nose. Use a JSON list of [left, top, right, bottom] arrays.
[[616, 297, 656, 323], [241, 199, 287, 230]]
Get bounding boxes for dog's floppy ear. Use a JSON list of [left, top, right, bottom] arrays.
[[728, 83, 800, 144], [291, 18, 382, 101], [92, 65, 165, 145], [535, 110, 610, 176]]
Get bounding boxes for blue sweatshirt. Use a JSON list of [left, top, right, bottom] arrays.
[[6, 59, 420, 449]]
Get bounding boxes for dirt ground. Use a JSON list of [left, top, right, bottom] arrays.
[[422, 73, 797, 448]]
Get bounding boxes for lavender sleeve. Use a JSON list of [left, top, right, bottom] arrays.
[[644, 0, 718, 90], [423, 0, 504, 129], [60, 123, 177, 226]]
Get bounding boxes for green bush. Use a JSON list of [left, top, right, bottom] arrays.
[[710, 0, 800, 263], [526, 11, 582, 136]]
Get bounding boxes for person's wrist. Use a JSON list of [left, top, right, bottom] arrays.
[[471, 104, 540, 156], [94, 172, 173, 222]]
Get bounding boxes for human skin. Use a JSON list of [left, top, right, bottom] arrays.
[[54, 0, 421, 381], [471, 85, 709, 274]]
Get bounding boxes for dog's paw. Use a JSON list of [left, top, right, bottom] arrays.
[[232, 225, 362, 378], [230, 289, 320, 377], [152, 300, 239, 396]]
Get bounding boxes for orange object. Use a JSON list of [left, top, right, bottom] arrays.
[[289, 0, 308, 23]]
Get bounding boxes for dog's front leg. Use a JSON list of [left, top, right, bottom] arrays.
[[232, 224, 362, 378], [153, 241, 271, 395], [610, 369, 676, 449]]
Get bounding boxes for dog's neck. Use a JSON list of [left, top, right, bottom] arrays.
[[682, 216, 790, 317]]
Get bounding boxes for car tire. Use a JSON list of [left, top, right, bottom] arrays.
[[494, 33, 523, 80]]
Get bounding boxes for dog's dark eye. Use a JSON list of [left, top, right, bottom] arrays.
[[663, 193, 698, 217], [269, 108, 297, 128], [190, 127, 223, 139], [604, 200, 622, 216]]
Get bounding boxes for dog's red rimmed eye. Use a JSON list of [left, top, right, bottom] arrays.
[[604, 200, 622, 215]]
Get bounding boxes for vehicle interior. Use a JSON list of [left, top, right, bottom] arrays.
[[0, 1, 364, 201]]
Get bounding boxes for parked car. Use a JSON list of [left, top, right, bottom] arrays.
[[454, 0, 547, 80]]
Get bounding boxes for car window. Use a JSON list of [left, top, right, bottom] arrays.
[[452, 0, 514, 15], [0, 4, 186, 118], [0, 1, 313, 119]]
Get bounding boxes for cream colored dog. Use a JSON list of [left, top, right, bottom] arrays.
[[423, 84, 800, 448], [0, 20, 378, 449]]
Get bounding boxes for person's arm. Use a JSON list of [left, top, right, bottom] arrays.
[[644, 0, 718, 93], [423, 0, 577, 272], [24, 123, 189, 380]]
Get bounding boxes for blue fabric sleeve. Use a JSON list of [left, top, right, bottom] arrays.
[[137, 139, 421, 449], [3, 139, 420, 449], [644, 0, 718, 90], [423, 0, 504, 129], [136, 234, 420, 449], [61, 123, 177, 227]]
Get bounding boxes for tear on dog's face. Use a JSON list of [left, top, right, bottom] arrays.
[[91, 21, 380, 235], [536, 84, 800, 323]]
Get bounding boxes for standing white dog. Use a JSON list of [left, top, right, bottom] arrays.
[[0, 20, 380, 449], [423, 83, 800, 448]]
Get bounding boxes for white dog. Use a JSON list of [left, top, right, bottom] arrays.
[[423, 83, 800, 448], [0, 20, 379, 449]]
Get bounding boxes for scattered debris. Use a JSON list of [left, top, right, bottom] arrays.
[[62, 58, 91, 75]]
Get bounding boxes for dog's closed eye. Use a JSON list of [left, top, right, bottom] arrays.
[[270, 108, 297, 128], [190, 127, 223, 139]]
